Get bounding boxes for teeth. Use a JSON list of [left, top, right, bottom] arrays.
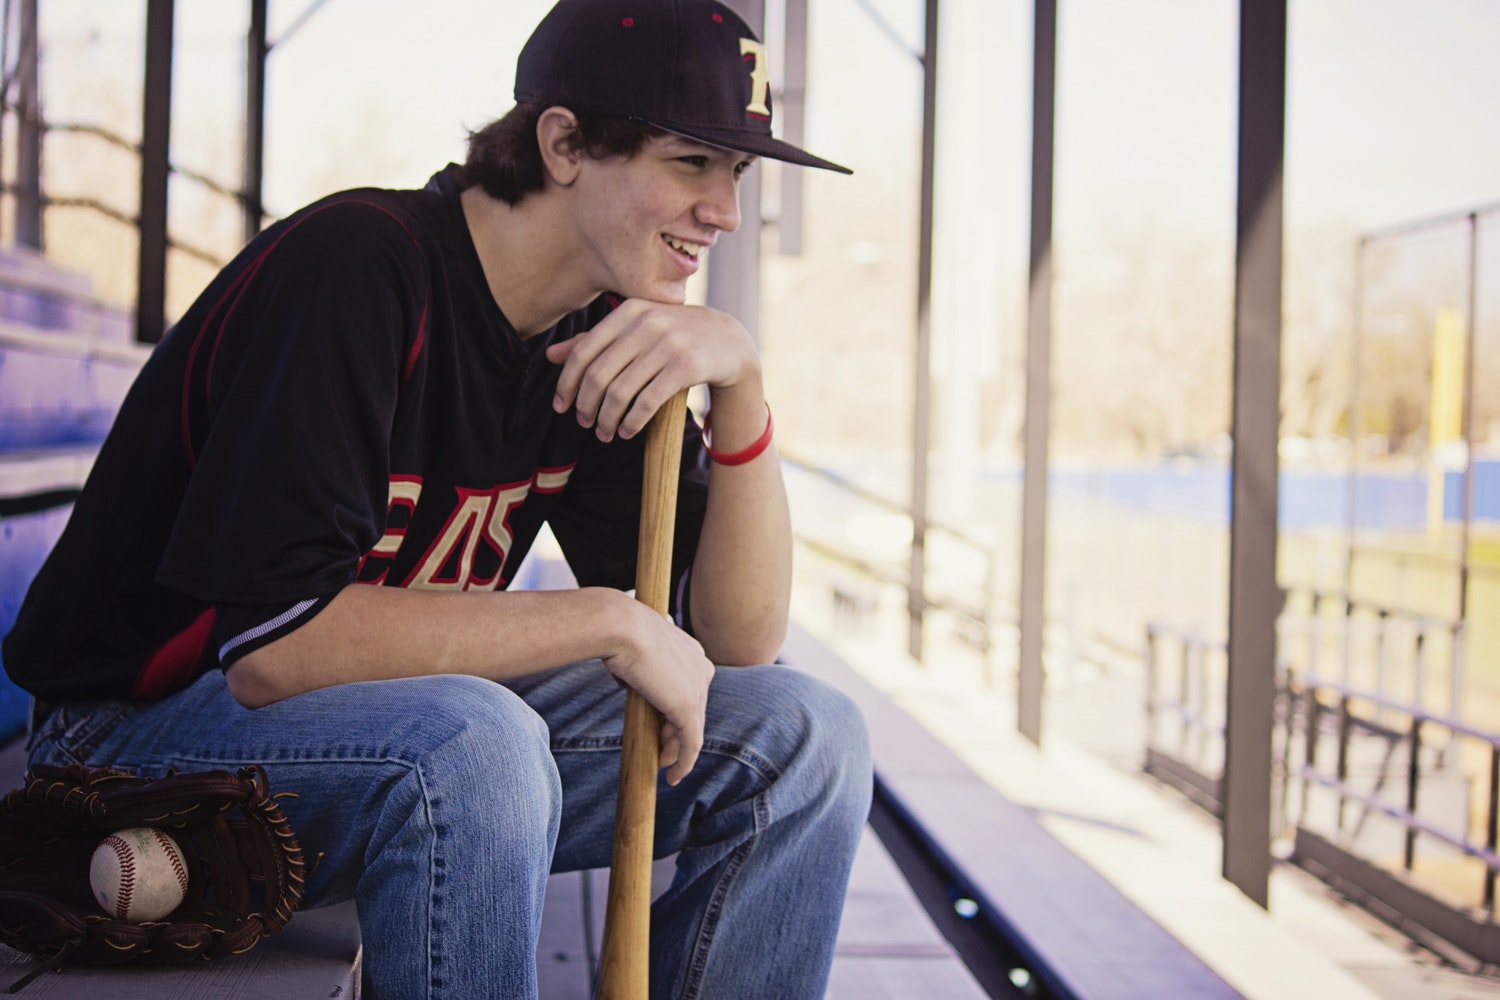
[[664, 235, 702, 260]]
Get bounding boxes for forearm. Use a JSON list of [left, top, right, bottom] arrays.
[[688, 381, 792, 666], [228, 584, 640, 707]]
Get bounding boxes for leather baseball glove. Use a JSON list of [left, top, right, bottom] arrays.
[[0, 763, 309, 990]]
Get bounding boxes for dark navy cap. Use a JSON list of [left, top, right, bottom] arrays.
[[515, 0, 852, 174]]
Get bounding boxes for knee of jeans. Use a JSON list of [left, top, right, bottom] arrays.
[[743, 667, 873, 817], [390, 675, 559, 813]]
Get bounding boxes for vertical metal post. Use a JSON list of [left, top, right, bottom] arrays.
[[1302, 689, 1326, 821], [136, 0, 175, 344], [1345, 239, 1366, 594], [906, 0, 939, 662], [778, 0, 807, 256], [1412, 629, 1427, 709], [1144, 626, 1158, 750], [14, 0, 40, 250], [0, 0, 11, 185], [1342, 240, 1366, 711], [1486, 746, 1498, 911], [1336, 697, 1351, 833], [1017, 0, 1056, 743], [243, 0, 268, 244], [1374, 608, 1389, 701], [1307, 595, 1322, 679], [707, 0, 765, 344], [1403, 719, 1422, 871], [1454, 212, 1479, 715], [1223, 0, 1287, 909]]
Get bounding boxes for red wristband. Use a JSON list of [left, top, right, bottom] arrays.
[[702, 403, 774, 466]]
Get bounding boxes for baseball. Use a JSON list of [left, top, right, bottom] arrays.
[[89, 827, 189, 923]]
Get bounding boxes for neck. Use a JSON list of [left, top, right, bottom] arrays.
[[461, 185, 597, 338]]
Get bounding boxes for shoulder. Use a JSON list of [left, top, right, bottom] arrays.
[[244, 188, 440, 299], [276, 188, 432, 253]]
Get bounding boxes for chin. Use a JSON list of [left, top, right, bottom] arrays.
[[626, 280, 689, 306]]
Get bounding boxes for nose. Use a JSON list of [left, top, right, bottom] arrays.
[[695, 166, 743, 234]]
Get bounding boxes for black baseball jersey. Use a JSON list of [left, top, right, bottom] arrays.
[[3, 166, 710, 702]]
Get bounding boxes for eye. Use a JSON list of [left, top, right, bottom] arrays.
[[733, 161, 751, 179], [677, 155, 710, 168]]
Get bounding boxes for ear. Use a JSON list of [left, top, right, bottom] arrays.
[[536, 106, 584, 187]]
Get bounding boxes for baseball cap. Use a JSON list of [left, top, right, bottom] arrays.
[[515, 0, 852, 174]]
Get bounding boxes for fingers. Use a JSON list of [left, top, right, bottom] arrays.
[[549, 301, 747, 442], [659, 710, 703, 786], [601, 609, 712, 784], [554, 307, 677, 442], [647, 642, 708, 786]]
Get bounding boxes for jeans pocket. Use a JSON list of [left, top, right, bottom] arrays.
[[40, 702, 134, 766]]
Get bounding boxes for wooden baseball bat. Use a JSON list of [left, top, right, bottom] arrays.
[[597, 387, 690, 1000]]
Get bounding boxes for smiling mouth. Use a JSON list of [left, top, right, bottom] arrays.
[[663, 235, 706, 261]]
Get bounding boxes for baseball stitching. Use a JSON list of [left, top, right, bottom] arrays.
[[153, 829, 189, 898], [106, 835, 135, 920]]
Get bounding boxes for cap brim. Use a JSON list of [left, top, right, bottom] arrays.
[[642, 119, 853, 175]]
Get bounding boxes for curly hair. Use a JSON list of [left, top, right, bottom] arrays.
[[455, 103, 667, 205]]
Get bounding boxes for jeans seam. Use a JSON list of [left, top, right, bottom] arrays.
[[550, 736, 781, 785], [680, 790, 771, 1000], [416, 761, 442, 999]]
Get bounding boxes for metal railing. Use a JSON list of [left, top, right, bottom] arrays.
[[1144, 610, 1500, 965], [1285, 585, 1466, 718], [780, 450, 1005, 663], [1289, 675, 1500, 905], [2, 116, 266, 271]]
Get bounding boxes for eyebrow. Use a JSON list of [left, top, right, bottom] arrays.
[[661, 136, 756, 164]]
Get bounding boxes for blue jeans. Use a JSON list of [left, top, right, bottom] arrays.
[[26, 660, 872, 999]]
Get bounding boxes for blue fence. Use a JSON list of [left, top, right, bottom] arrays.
[[1047, 461, 1500, 531]]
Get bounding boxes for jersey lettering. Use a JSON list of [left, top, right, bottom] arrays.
[[360, 476, 424, 584], [365, 464, 576, 591], [740, 39, 771, 118], [406, 488, 495, 590]]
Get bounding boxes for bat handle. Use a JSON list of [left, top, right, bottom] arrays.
[[597, 388, 690, 1000]]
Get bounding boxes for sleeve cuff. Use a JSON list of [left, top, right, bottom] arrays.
[[214, 595, 336, 670]]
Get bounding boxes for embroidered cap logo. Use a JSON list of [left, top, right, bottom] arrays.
[[739, 38, 770, 119]]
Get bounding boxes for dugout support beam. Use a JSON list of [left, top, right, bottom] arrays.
[[1224, 0, 1287, 909], [906, 0, 939, 662], [135, 0, 174, 345], [1017, 0, 1057, 745], [243, 0, 268, 243], [14, 0, 41, 250], [707, 0, 765, 344]]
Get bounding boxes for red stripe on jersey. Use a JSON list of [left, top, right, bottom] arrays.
[[133, 607, 216, 700], [181, 262, 262, 465], [403, 296, 428, 388], [179, 199, 430, 468]]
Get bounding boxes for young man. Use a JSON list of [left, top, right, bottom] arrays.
[[1, 1, 870, 996]]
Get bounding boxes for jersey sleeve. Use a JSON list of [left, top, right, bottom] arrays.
[[546, 409, 711, 628], [154, 200, 428, 656]]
